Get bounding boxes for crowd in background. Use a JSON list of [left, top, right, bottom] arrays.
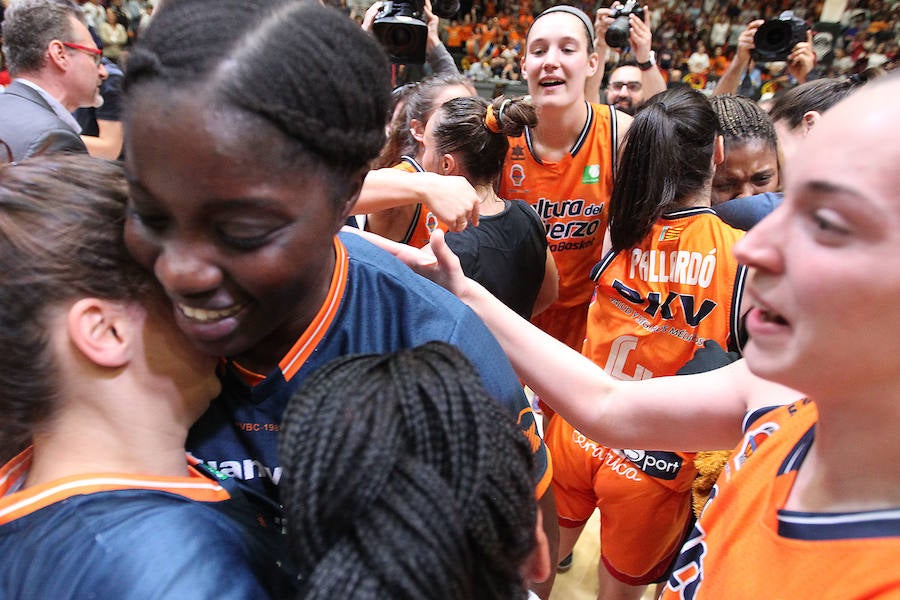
[[339, 0, 897, 95]]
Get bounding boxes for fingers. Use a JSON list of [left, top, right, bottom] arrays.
[[342, 226, 438, 268]]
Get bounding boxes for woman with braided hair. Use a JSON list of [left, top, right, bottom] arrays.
[[279, 341, 551, 599], [121, 0, 551, 533], [709, 93, 781, 206], [418, 94, 557, 319]]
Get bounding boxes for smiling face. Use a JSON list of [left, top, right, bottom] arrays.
[[711, 138, 779, 204], [734, 82, 900, 400], [605, 65, 643, 115], [522, 12, 598, 110], [123, 89, 352, 373]]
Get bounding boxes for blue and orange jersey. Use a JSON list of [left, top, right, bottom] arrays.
[[188, 232, 551, 501], [0, 447, 294, 598], [665, 399, 900, 598]]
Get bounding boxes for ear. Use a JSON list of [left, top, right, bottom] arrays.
[[67, 298, 135, 369], [440, 152, 460, 177], [410, 118, 426, 143], [46, 39, 71, 72], [800, 110, 820, 136], [586, 49, 600, 78], [521, 509, 552, 584], [713, 134, 725, 166]]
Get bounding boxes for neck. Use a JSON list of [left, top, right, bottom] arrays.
[[786, 387, 900, 513], [475, 184, 505, 216], [531, 100, 589, 157], [24, 391, 194, 488], [17, 73, 76, 112]]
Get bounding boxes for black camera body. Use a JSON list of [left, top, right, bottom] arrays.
[[752, 10, 809, 63], [373, 0, 460, 64], [605, 0, 644, 49]]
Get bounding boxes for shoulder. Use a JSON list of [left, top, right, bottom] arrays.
[[0, 491, 280, 599]]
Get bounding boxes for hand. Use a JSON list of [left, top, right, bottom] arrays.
[[787, 30, 815, 83], [424, 0, 441, 53], [594, 4, 616, 53], [736, 19, 764, 63], [361, 1, 383, 32], [418, 173, 480, 230], [343, 227, 469, 298], [628, 5, 653, 62]]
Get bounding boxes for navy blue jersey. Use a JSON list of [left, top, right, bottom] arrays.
[[188, 232, 549, 500], [0, 450, 295, 599]]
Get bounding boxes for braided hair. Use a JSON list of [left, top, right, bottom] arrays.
[[709, 94, 777, 152], [429, 95, 537, 186], [124, 0, 391, 189], [279, 341, 537, 600]]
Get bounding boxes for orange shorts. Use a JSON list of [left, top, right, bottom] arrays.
[[546, 415, 695, 585]]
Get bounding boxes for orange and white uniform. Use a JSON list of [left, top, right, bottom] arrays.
[[665, 399, 900, 599], [361, 156, 444, 248], [546, 207, 747, 584], [499, 102, 618, 351]]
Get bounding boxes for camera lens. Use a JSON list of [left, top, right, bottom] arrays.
[[605, 17, 631, 48], [389, 26, 413, 47], [755, 20, 790, 52]]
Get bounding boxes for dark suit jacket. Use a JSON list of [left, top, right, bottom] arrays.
[[0, 80, 88, 161]]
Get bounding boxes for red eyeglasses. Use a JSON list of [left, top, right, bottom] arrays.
[[62, 42, 103, 65]]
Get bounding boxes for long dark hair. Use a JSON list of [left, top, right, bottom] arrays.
[[609, 87, 719, 251]]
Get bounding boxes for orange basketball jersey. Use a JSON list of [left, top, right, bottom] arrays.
[[499, 102, 618, 313], [665, 399, 900, 599], [584, 207, 747, 382], [363, 157, 444, 248]]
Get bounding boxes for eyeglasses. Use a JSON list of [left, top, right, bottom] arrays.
[[62, 42, 103, 66], [608, 81, 642, 93]]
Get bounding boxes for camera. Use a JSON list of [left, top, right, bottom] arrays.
[[752, 10, 810, 63], [605, 0, 644, 49], [373, 0, 460, 65]]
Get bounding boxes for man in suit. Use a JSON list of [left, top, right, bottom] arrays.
[[0, 0, 107, 161]]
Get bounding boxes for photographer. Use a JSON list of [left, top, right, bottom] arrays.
[[362, 0, 458, 82], [713, 18, 815, 98], [587, 2, 666, 109]]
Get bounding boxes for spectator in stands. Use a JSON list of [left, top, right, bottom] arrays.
[[74, 56, 124, 160]]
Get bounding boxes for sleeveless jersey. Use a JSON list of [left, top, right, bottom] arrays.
[[499, 102, 617, 314], [665, 400, 900, 599], [362, 156, 443, 248], [585, 208, 747, 381], [575, 208, 746, 493]]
